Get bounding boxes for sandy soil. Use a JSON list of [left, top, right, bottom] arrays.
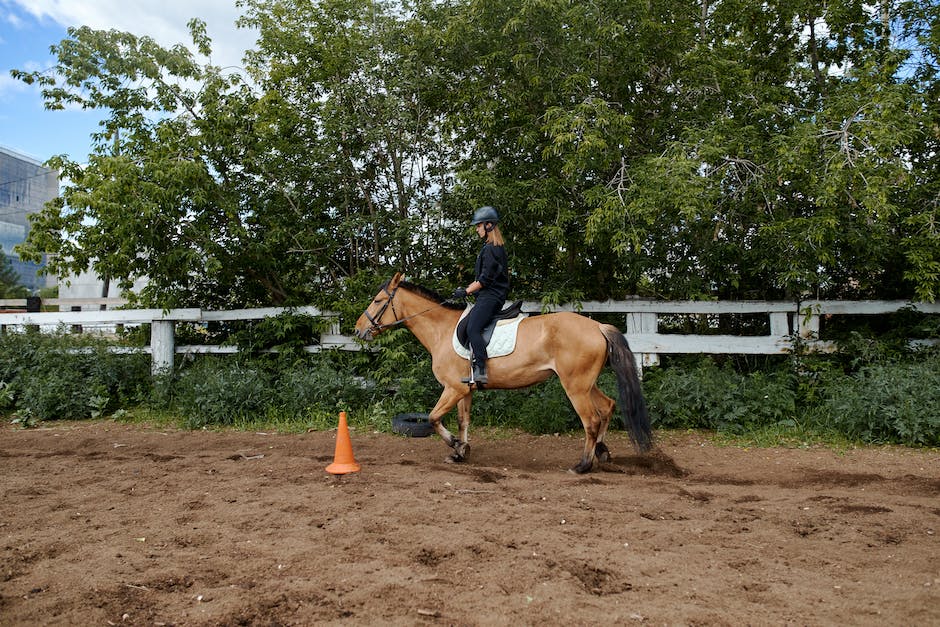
[[1, 420, 938, 626]]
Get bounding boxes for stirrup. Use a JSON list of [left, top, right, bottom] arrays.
[[461, 363, 476, 386], [461, 360, 486, 388]]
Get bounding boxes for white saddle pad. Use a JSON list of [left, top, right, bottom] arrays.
[[452, 308, 527, 360]]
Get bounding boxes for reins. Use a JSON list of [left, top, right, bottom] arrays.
[[364, 283, 455, 335]]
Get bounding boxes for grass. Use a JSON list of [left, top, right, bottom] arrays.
[[83, 407, 900, 454], [105, 405, 399, 435], [14, 408, 937, 461], [709, 425, 856, 451]]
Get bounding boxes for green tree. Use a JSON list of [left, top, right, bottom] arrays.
[[13, 0, 940, 308], [238, 0, 462, 289], [436, 0, 939, 302], [0, 255, 28, 298], [15, 3, 465, 310], [13, 23, 262, 307]]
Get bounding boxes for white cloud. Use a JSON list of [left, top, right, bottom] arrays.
[[0, 58, 42, 102], [7, 0, 254, 70], [0, 72, 27, 100], [3, 8, 25, 30]]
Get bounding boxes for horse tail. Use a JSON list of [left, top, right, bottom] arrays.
[[600, 324, 653, 454]]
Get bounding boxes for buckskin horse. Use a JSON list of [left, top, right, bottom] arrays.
[[354, 272, 652, 473]]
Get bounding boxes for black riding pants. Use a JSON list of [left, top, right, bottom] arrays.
[[466, 294, 505, 362]]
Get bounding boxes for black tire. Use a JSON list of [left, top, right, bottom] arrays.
[[391, 413, 435, 438]]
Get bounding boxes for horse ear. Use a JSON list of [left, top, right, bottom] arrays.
[[390, 272, 404, 287]]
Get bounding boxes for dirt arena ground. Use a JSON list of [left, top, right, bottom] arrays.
[[1, 420, 938, 626]]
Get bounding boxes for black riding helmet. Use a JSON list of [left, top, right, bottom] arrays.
[[471, 206, 499, 225]]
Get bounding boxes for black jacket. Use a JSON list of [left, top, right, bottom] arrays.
[[474, 243, 510, 300]]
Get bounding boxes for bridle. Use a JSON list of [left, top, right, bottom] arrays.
[[362, 281, 451, 338], [363, 281, 402, 337]]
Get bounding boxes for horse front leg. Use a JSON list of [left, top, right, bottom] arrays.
[[450, 394, 473, 463], [428, 387, 470, 463]]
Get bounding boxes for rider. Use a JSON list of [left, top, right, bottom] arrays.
[[451, 206, 510, 386]]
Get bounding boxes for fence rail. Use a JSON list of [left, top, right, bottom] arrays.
[[1, 298, 937, 374]]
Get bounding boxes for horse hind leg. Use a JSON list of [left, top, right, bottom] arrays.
[[566, 383, 617, 473], [592, 386, 616, 463], [564, 388, 605, 474]]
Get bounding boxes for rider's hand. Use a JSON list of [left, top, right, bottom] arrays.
[[451, 287, 468, 300]]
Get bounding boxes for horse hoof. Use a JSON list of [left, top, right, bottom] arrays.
[[453, 441, 470, 460], [595, 442, 611, 463], [445, 453, 465, 464], [571, 459, 594, 474]]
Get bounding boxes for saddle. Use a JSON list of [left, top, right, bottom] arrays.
[[453, 300, 526, 359]]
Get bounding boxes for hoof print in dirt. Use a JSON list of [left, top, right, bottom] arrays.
[[391, 413, 434, 438]]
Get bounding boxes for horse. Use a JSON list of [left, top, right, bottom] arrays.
[[354, 272, 653, 473]]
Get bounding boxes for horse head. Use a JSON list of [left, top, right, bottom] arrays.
[[354, 272, 405, 340]]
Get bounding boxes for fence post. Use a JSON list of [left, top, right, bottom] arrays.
[[797, 304, 821, 340], [769, 312, 790, 338], [70, 306, 83, 334], [625, 311, 660, 371], [26, 296, 41, 334], [151, 320, 176, 375]]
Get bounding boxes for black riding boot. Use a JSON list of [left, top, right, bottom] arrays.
[[461, 358, 489, 387], [472, 358, 488, 386]]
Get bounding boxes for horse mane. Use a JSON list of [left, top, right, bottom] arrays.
[[399, 281, 466, 310]]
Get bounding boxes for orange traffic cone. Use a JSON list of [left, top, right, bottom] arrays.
[[325, 411, 361, 475]]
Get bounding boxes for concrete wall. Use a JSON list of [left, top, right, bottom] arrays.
[[58, 268, 148, 310]]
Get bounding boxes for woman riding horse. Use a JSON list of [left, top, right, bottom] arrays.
[[355, 273, 653, 473], [451, 206, 510, 387]]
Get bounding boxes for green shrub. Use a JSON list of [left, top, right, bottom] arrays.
[[810, 352, 940, 446], [2, 329, 937, 448], [170, 357, 272, 428], [472, 376, 579, 434], [229, 312, 334, 356], [644, 359, 796, 433], [20, 353, 99, 420], [0, 333, 151, 422], [87, 347, 152, 409], [271, 357, 383, 423]]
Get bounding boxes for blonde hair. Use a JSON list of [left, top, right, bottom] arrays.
[[488, 225, 505, 246]]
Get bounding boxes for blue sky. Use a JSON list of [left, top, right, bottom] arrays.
[[0, 0, 248, 165]]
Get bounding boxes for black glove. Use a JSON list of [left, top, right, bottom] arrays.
[[451, 287, 468, 300]]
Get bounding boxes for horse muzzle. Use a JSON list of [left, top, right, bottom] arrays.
[[355, 326, 376, 341]]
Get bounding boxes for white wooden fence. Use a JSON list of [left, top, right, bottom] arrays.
[[1, 298, 937, 374]]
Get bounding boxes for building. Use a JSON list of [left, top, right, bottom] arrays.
[[0, 145, 59, 292], [58, 268, 148, 310]]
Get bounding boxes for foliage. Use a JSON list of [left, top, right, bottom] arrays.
[[0, 255, 28, 298], [151, 352, 385, 430], [1, 331, 937, 448], [167, 358, 272, 428], [11, 0, 940, 307], [0, 332, 150, 422], [435, 0, 940, 302], [644, 358, 796, 433], [226, 312, 336, 356], [808, 350, 940, 446]]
